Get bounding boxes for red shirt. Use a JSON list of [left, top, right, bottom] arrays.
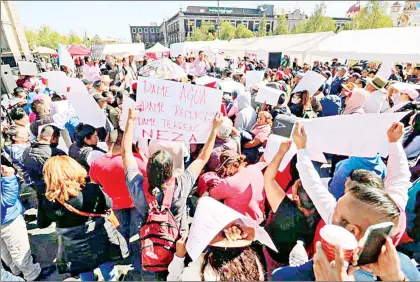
[[89, 153, 147, 210]]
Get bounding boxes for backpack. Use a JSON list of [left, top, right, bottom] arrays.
[[140, 178, 180, 272], [319, 95, 342, 116]]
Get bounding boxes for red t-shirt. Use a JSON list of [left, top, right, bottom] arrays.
[[89, 153, 148, 210]]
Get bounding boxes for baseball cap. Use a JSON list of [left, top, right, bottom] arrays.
[[93, 80, 102, 88], [82, 79, 91, 85]]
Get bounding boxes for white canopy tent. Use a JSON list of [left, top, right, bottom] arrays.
[[32, 46, 57, 55], [309, 27, 420, 62], [146, 42, 170, 53], [101, 43, 145, 59]]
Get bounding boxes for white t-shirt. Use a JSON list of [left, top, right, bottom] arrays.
[[363, 90, 390, 114]]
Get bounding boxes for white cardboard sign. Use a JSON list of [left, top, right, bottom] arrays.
[[119, 96, 136, 131], [186, 197, 277, 261], [299, 112, 409, 158], [135, 77, 223, 143], [246, 71, 264, 88], [376, 59, 394, 80], [18, 61, 38, 76], [292, 70, 326, 96], [255, 85, 284, 106], [65, 91, 107, 128]]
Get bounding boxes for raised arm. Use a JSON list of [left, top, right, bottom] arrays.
[[384, 122, 411, 210], [264, 140, 291, 212], [122, 105, 139, 169], [293, 122, 337, 223], [186, 113, 223, 178]]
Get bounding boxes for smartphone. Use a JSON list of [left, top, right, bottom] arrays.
[[357, 222, 394, 266]]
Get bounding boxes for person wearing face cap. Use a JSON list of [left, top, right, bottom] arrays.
[[386, 85, 420, 113]]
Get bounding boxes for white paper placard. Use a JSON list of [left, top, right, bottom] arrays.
[[246, 71, 265, 88], [119, 96, 136, 131], [39, 71, 69, 94], [255, 85, 283, 106], [216, 55, 226, 69], [299, 112, 409, 158], [377, 59, 394, 80], [186, 197, 277, 261], [18, 61, 38, 76], [264, 134, 327, 172], [292, 70, 326, 96], [65, 91, 107, 128], [135, 77, 223, 143]]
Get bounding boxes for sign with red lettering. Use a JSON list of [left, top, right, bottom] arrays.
[[135, 77, 223, 143]]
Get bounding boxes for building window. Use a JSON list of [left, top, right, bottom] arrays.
[[138, 28, 142, 33], [144, 28, 148, 33], [196, 19, 202, 28], [132, 28, 136, 33], [150, 28, 154, 33]]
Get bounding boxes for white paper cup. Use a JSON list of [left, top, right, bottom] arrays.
[[320, 224, 358, 262]]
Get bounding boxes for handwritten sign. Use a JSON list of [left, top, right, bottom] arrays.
[[91, 42, 105, 60], [135, 77, 223, 143], [299, 112, 409, 158], [255, 85, 283, 106], [245, 50, 268, 63], [246, 71, 264, 88], [292, 70, 326, 96], [186, 197, 277, 261], [18, 61, 38, 76]]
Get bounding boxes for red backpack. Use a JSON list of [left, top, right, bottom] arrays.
[[140, 178, 180, 272]]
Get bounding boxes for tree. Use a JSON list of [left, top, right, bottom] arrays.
[[67, 32, 83, 45], [291, 2, 336, 34], [344, 0, 394, 30], [25, 29, 38, 49], [274, 14, 289, 35], [189, 27, 206, 41], [258, 14, 267, 37], [235, 24, 254, 39], [219, 20, 235, 40]]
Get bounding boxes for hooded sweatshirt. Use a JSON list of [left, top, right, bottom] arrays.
[[328, 155, 387, 200], [234, 92, 257, 131]]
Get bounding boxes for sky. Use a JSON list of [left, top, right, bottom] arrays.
[[16, 1, 401, 41]]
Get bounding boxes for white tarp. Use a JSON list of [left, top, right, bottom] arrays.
[[101, 43, 145, 58], [310, 27, 420, 62]]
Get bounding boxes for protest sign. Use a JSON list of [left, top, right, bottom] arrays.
[[66, 77, 89, 94], [216, 55, 226, 69], [245, 50, 269, 63], [186, 197, 277, 261], [135, 77, 223, 143], [299, 112, 409, 158], [65, 91, 106, 128], [245, 71, 264, 88], [18, 61, 38, 76], [119, 96, 136, 130], [255, 85, 284, 106], [39, 71, 69, 94], [376, 59, 394, 80], [264, 134, 327, 172], [292, 70, 326, 96], [57, 44, 75, 70], [90, 42, 105, 60]]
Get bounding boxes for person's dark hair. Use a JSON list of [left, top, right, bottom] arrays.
[[347, 185, 400, 221], [368, 69, 377, 76], [13, 87, 26, 97], [9, 107, 27, 121], [311, 97, 322, 113], [146, 150, 173, 194], [40, 124, 60, 140], [200, 247, 262, 281], [217, 150, 247, 177], [277, 93, 286, 105], [50, 94, 63, 102], [352, 66, 363, 74], [116, 90, 126, 103], [74, 123, 97, 147], [198, 50, 204, 55], [358, 79, 367, 88], [294, 179, 315, 210], [414, 66, 420, 71], [403, 113, 420, 148], [347, 169, 384, 190], [7, 125, 22, 144], [31, 99, 47, 115]]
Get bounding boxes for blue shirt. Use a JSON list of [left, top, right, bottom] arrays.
[[1, 175, 24, 225], [271, 252, 420, 281]]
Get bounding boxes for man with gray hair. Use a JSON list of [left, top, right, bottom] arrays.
[[330, 67, 348, 95]]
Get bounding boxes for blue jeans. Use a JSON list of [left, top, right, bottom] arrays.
[[79, 261, 116, 281], [114, 208, 142, 271]]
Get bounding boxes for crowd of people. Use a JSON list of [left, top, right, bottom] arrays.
[[1, 49, 420, 282]]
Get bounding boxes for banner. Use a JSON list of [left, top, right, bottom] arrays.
[[18, 61, 38, 76], [135, 77, 223, 143]]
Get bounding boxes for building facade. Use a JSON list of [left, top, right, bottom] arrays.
[[1, 1, 32, 65], [162, 5, 275, 45], [129, 24, 160, 48]]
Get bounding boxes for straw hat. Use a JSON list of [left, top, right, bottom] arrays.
[[368, 76, 387, 93]]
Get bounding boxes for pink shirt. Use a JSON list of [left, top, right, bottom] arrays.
[[251, 124, 272, 144], [194, 59, 209, 77], [209, 164, 266, 224]]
